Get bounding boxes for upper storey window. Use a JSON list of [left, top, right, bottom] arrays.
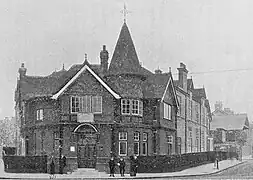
[[164, 103, 172, 120], [36, 109, 43, 121], [121, 99, 143, 116], [71, 95, 102, 114]]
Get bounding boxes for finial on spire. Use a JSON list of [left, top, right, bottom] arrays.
[[62, 63, 65, 70], [169, 67, 171, 73], [121, 3, 130, 23]]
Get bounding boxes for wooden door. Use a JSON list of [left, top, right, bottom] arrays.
[[77, 144, 96, 168]]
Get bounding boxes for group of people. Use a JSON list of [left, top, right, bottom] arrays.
[[49, 155, 67, 179], [108, 155, 139, 177], [49, 154, 139, 178]]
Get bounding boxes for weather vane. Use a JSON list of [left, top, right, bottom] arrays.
[[120, 3, 131, 23]]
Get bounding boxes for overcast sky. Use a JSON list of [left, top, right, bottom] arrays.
[[1, 0, 253, 121]]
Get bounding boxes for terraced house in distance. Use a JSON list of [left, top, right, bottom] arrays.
[[14, 22, 179, 173]]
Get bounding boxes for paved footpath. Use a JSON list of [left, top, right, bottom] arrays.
[[0, 157, 249, 179]]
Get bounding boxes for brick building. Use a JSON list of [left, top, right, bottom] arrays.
[[173, 63, 212, 154], [14, 22, 179, 172], [211, 102, 250, 157]]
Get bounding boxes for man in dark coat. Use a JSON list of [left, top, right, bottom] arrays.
[[118, 157, 126, 176], [49, 157, 55, 179], [59, 155, 66, 174], [131, 155, 138, 176], [108, 157, 116, 177]]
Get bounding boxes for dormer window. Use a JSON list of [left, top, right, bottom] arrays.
[[36, 109, 43, 121], [121, 99, 143, 116]]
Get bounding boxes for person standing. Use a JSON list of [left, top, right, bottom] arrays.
[[49, 157, 55, 179], [118, 157, 126, 177], [59, 155, 66, 174], [108, 157, 116, 177], [131, 155, 138, 176]]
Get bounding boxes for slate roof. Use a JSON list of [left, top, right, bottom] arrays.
[[143, 74, 171, 98], [192, 88, 206, 99], [210, 114, 249, 130], [18, 63, 103, 100], [108, 22, 144, 75]]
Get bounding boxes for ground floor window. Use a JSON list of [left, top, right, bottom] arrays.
[[41, 131, 45, 154], [53, 131, 59, 152], [142, 142, 147, 155], [168, 144, 172, 155], [153, 132, 157, 154], [119, 141, 127, 156], [134, 142, 139, 156], [142, 132, 148, 156], [188, 138, 193, 153], [177, 137, 181, 154], [167, 135, 173, 155], [25, 136, 29, 156], [34, 132, 37, 155], [134, 132, 140, 156]]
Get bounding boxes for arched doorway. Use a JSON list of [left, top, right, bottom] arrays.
[[74, 124, 98, 168]]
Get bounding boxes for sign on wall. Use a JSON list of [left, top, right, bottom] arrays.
[[77, 113, 94, 123], [70, 146, 75, 152]]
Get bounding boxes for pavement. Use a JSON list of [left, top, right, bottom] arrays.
[[0, 156, 250, 179]]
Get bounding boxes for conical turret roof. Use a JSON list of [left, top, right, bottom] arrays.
[[108, 22, 142, 75]]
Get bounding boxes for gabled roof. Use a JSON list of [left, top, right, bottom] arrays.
[[143, 73, 179, 108], [52, 63, 121, 99], [192, 88, 206, 99], [143, 74, 170, 99], [108, 22, 143, 75], [210, 114, 249, 130]]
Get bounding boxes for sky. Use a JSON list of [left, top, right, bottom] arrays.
[[1, 0, 253, 121]]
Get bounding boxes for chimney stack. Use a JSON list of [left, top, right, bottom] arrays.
[[155, 68, 162, 74], [100, 45, 109, 75], [18, 63, 27, 79], [214, 101, 223, 111], [177, 62, 188, 91]]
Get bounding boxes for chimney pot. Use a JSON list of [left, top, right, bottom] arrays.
[[19, 62, 27, 78], [103, 45, 106, 51], [180, 62, 186, 69], [155, 68, 162, 74]]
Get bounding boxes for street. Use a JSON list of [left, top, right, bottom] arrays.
[[174, 160, 253, 179]]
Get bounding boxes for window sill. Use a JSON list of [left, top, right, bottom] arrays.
[[121, 114, 143, 117], [119, 154, 127, 156]]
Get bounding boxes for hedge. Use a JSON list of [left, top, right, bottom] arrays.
[[137, 151, 238, 173], [3, 155, 47, 173]]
